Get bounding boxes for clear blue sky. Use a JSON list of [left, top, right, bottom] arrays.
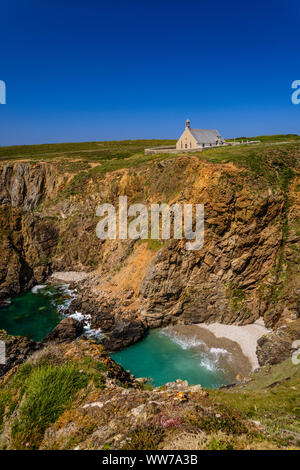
[[0, 0, 299, 146]]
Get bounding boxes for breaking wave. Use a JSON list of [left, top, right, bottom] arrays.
[[199, 357, 216, 372], [159, 327, 232, 373], [31, 284, 47, 294], [31, 283, 103, 341], [160, 328, 205, 350], [68, 311, 103, 341], [55, 284, 78, 312]]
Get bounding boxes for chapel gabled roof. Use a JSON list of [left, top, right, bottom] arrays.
[[189, 129, 222, 144]]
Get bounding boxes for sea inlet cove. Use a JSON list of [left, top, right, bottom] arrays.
[[0, 134, 300, 451], [0, 0, 300, 454]]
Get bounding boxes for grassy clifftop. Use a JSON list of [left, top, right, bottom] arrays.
[[231, 134, 300, 143], [0, 136, 299, 196], [0, 139, 176, 162], [0, 133, 299, 161]]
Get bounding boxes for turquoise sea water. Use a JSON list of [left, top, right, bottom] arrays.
[[1, 288, 232, 388], [0, 285, 67, 341], [112, 329, 232, 388]]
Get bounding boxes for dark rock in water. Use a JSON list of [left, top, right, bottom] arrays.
[[66, 288, 147, 350], [0, 331, 42, 377], [101, 319, 146, 352], [256, 319, 300, 366], [43, 317, 83, 344]]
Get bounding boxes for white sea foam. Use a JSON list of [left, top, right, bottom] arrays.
[[197, 321, 271, 371], [31, 284, 47, 294], [31, 283, 77, 314], [45, 283, 103, 341], [25, 281, 103, 342], [199, 358, 216, 372], [83, 327, 104, 341], [56, 284, 77, 312], [68, 310, 103, 341], [210, 347, 233, 364], [210, 347, 231, 356], [160, 328, 205, 350], [159, 327, 232, 374], [69, 311, 89, 322]]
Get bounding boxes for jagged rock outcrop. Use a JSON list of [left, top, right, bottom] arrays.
[[139, 183, 298, 329], [66, 292, 146, 351], [256, 319, 300, 366], [0, 331, 42, 377], [101, 318, 147, 352], [0, 162, 101, 301], [43, 317, 84, 344], [0, 162, 62, 210], [0, 205, 59, 301]]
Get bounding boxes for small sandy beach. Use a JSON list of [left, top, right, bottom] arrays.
[[197, 319, 270, 372], [164, 319, 270, 380], [51, 271, 90, 282]]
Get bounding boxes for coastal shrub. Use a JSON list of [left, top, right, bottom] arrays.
[[8, 362, 34, 393], [121, 426, 164, 450], [0, 391, 5, 427], [184, 406, 247, 435], [162, 431, 209, 450], [81, 355, 107, 373], [0, 390, 14, 432], [146, 239, 166, 252], [28, 344, 66, 367], [102, 443, 112, 450], [11, 363, 89, 449], [92, 373, 106, 389], [63, 171, 90, 197], [93, 360, 108, 373], [0, 363, 37, 431], [208, 436, 234, 450], [142, 382, 154, 391]]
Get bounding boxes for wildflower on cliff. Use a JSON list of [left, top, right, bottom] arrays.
[[160, 415, 181, 428]]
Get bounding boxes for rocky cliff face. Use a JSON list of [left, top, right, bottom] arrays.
[[0, 146, 299, 345], [0, 162, 61, 210], [0, 163, 61, 299], [256, 318, 300, 366], [140, 189, 284, 328], [0, 146, 299, 451], [0, 162, 101, 301]]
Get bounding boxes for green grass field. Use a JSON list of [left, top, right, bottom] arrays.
[[0, 136, 299, 194], [0, 134, 299, 163], [0, 139, 176, 162], [210, 359, 300, 442], [228, 134, 300, 143]]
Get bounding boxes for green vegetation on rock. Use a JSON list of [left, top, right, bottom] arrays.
[[10, 363, 89, 449]]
